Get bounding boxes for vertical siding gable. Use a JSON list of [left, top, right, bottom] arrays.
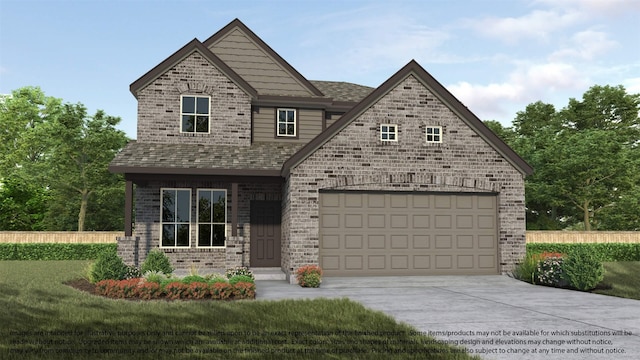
[[137, 51, 251, 146], [253, 107, 324, 143], [207, 28, 316, 97]]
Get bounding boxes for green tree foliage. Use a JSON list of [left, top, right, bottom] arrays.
[[0, 87, 129, 231], [498, 85, 640, 230]]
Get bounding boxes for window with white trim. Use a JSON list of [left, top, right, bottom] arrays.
[[277, 108, 296, 137], [380, 124, 398, 141], [197, 189, 227, 247], [161, 189, 191, 247], [426, 126, 442, 143], [181, 95, 210, 133]]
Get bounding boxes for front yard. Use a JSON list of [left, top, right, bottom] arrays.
[[594, 261, 640, 300], [0, 261, 478, 360]]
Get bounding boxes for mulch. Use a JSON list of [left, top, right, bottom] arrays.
[[64, 278, 99, 296]]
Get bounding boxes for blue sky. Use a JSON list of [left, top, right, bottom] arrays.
[[1, 0, 639, 139]]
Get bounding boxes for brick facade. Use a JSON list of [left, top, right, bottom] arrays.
[[282, 75, 526, 279], [136, 51, 252, 146], [125, 180, 281, 270]]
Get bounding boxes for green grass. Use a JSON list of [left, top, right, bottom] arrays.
[[0, 261, 479, 360], [593, 261, 640, 300]]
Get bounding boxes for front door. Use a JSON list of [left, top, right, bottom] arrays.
[[250, 201, 281, 267]]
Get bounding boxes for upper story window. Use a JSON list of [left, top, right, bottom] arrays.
[[380, 124, 398, 141], [426, 126, 442, 143], [277, 108, 297, 137], [161, 189, 191, 247], [181, 95, 210, 133]]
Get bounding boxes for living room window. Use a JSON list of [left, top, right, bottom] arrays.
[[380, 124, 398, 141], [181, 95, 210, 133], [426, 126, 442, 143], [197, 189, 227, 247], [161, 189, 191, 247], [277, 108, 296, 137]]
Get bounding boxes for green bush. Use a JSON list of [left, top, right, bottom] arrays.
[[527, 243, 640, 262], [563, 247, 605, 291], [296, 265, 323, 288], [535, 255, 566, 287], [143, 270, 167, 284], [300, 272, 321, 288], [181, 275, 207, 284], [512, 252, 540, 284], [140, 249, 173, 275], [229, 275, 254, 285], [204, 273, 228, 284], [0, 243, 116, 260], [125, 265, 141, 279], [89, 251, 129, 283]]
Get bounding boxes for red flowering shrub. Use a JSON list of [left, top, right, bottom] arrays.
[[165, 282, 189, 300], [186, 282, 210, 300], [210, 282, 234, 300], [95, 278, 143, 299], [137, 281, 163, 300], [233, 282, 256, 299], [296, 265, 323, 287]]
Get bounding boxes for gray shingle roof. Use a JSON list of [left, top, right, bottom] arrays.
[[109, 141, 304, 174], [310, 80, 374, 103]]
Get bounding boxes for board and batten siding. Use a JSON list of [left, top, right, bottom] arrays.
[[208, 29, 314, 97], [253, 107, 323, 143]]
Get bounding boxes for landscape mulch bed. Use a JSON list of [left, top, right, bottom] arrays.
[[64, 278, 98, 296]]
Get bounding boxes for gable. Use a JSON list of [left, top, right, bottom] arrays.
[[283, 60, 533, 177], [203, 19, 323, 97]]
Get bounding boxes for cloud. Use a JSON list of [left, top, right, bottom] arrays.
[[550, 30, 618, 60], [535, 0, 640, 17], [467, 10, 584, 44], [446, 62, 588, 120], [623, 78, 640, 94]]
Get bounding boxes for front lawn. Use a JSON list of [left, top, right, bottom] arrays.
[[593, 261, 640, 300], [0, 261, 478, 360]]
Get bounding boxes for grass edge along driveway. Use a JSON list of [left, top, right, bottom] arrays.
[[0, 261, 480, 360]]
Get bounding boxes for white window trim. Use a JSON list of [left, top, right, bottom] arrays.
[[276, 108, 297, 137], [160, 188, 192, 248], [426, 126, 443, 143], [180, 95, 211, 134], [380, 124, 398, 142], [196, 189, 227, 248]]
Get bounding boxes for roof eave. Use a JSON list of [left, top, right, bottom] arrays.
[[109, 165, 281, 178]]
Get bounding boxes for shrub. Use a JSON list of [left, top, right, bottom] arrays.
[[204, 273, 228, 284], [563, 248, 605, 291], [225, 266, 254, 281], [141, 249, 173, 275], [186, 282, 210, 300], [233, 282, 256, 299], [95, 278, 142, 299], [535, 253, 566, 287], [137, 281, 163, 300], [0, 243, 116, 260], [165, 282, 189, 300], [296, 265, 323, 288], [143, 270, 167, 284], [527, 243, 640, 262], [229, 275, 254, 285], [181, 275, 207, 284], [210, 282, 234, 300], [125, 265, 141, 279], [89, 251, 129, 283], [512, 252, 541, 284]]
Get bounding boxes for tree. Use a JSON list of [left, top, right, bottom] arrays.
[[48, 105, 129, 231]]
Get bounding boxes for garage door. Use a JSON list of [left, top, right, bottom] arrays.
[[319, 192, 498, 276]]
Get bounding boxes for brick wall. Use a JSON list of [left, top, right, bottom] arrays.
[[123, 180, 281, 270], [135, 51, 252, 146], [283, 75, 526, 279]]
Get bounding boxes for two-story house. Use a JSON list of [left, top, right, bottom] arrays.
[[109, 19, 532, 283]]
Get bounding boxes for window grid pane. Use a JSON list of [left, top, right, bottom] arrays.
[[181, 96, 210, 133], [277, 109, 296, 136], [161, 189, 190, 247], [197, 189, 226, 247], [380, 124, 397, 141], [426, 126, 443, 143]]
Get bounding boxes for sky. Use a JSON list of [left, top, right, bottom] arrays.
[[1, 0, 639, 139]]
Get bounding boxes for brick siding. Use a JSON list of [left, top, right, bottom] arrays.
[[283, 75, 526, 279]]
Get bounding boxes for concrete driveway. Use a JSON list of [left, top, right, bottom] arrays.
[[256, 275, 640, 359]]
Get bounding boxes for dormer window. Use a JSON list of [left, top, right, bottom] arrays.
[[277, 108, 297, 137], [181, 95, 210, 133], [380, 124, 398, 141]]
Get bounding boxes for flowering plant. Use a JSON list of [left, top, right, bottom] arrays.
[[296, 265, 323, 288], [535, 252, 566, 287]]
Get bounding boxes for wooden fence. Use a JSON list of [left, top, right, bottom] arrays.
[[526, 231, 640, 244], [0, 232, 121, 244], [0, 231, 638, 244]]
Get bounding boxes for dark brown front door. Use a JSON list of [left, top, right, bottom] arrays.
[[250, 201, 281, 267]]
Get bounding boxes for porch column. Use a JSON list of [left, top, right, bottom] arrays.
[[231, 182, 238, 236], [124, 180, 133, 236]]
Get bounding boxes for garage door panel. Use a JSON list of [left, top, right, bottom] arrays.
[[319, 192, 498, 276]]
